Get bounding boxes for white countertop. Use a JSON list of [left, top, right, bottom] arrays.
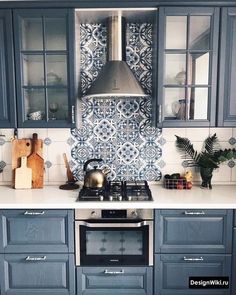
[[0, 184, 235, 209]]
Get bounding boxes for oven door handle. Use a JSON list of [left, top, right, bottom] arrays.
[[77, 220, 152, 228]]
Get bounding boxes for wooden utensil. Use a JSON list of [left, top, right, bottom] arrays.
[[15, 156, 32, 189], [27, 133, 44, 188], [12, 137, 43, 187], [63, 153, 75, 182]]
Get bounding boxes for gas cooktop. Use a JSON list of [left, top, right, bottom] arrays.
[[77, 181, 153, 202]]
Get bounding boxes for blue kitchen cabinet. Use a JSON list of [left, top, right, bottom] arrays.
[[77, 267, 153, 295], [155, 254, 231, 295], [218, 8, 236, 127], [154, 209, 233, 295], [13, 9, 75, 128], [155, 209, 233, 254], [0, 253, 75, 295], [232, 229, 236, 295], [0, 10, 16, 128], [156, 7, 219, 127], [0, 209, 74, 253]]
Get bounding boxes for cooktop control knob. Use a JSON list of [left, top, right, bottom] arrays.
[[109, 195, 113, 201], [118, 195, 122, 201], [99, 195, 104, 201], [128, 196, 132, 201], [131, 210, 138, 218], [91, 210, 97, 217]]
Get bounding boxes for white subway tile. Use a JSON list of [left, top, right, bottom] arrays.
[[2, 164, 12, 183], [162, 141, 183, 164], [0, 129, 14, 141], [48, 164, 67, 183], [162, 128, 186, 142], [185, 128, 210, 142], [47, 128, 71, 141], [47, 142, 70, 165], [2, 142, 12, 164], [209, 128, 232, 141]]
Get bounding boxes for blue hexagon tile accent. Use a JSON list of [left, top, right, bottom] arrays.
[[229, 137, 236, 145], [0, 137, 5, 145], [70, 22, 162, 181], [44, 137, 52, 146], [228, 160, 235, 168]]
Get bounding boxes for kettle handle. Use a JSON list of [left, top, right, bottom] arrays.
[[83, 158, 103, 172]]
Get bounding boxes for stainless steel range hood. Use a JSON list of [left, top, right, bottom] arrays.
[[83, 14, 147, 98]]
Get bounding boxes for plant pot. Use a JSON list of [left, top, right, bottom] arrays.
[[200, 167, 213, 189]]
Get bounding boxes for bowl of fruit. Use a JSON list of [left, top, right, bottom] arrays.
[[163, 171, 193, 190]]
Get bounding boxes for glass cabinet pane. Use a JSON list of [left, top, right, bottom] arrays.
[[22, 54, 44, 86], [46, 55, 67, 86], [189, 87, 208, 120], [22, 18, 43, 50], [48, 88, 68, 120], [189, 16, 211, 50], [166, 16, 187, 49], [189, 52, 209, 85], [24, 88, 45, 120], [45, 18, 66, 50], [165, 54, 186, 85], [164, 88, 186, 119]]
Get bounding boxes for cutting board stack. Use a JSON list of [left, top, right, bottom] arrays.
[[12, 133, 44, 189]]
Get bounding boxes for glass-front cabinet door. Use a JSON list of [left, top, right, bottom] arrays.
[[13, 9, 75, 128], [157, 7, 219, 127]]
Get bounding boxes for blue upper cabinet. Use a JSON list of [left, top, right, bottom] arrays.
[[13, 9, 76, 128], [157, 7, 220, 127], [218, 8, 236, 127], [0, 10, 16, 128]]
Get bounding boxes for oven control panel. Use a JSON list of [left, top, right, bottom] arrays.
[[75, 209, 153, 220]]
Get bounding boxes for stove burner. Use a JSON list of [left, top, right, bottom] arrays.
[[77, 181, 153, 202]]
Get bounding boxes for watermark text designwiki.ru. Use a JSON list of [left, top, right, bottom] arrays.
[[189, 277, 229, 289]]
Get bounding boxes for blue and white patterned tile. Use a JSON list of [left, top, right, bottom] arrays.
[[140, 142, 162, 163], [70, 21, 163, 182]]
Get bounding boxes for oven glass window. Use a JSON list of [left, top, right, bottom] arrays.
[[86, 230, 143, 255]]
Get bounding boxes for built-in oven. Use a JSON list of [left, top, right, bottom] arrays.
[[75, 209, 153, 266]]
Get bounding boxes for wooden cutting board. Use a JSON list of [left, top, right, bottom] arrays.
[[12, 134, 44, 188], [15, 156, 32, 189], [27, 133, 44, 188]]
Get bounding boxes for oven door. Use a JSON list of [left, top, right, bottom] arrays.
[[75, 220, 153, 266]]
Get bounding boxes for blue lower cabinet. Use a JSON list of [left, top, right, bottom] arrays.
[[155, 209, 233, 254], [0, 209, 74, 253], [77, 267, 153, 295], [154, 254, 231, 295], [0, 253, 75, 295], [232, 229, 236, 295]]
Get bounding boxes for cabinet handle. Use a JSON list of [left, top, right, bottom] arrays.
[[184, 211, 205, 215], [158, 104, 162, 123], [25, 256, 47, 261], [71, 105, 75, 124], [183, 257, 204, 262], [24, 211, 45, 216], [104, 269, 125, 275]]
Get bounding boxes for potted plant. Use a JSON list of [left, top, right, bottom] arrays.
[[175, 133, 236, 189]]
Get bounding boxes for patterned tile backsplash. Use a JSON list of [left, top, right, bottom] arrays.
[[0, 128, 235, 185], [70, 22, 163, 181]]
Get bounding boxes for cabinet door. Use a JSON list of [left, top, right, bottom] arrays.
[[155, 209, 233, 254], [154, 254, 231, 295], [1, 253, 75, 295], [218, 8, 236, 127], [0, 209, 74, 253], [157, 7, 219, 127], [0, 10, 16, 128], [77, 267, 153, 295], [13, 9, 75, 128], [232, 229, 236, 295]]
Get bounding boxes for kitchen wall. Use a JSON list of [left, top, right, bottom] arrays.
[[0, 20, 235, 186], [0, 127, 235, 185]]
